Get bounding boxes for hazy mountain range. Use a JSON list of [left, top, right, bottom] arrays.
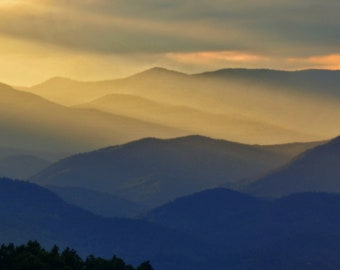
[[245, 135, 340, 197], [145, 188, 340, 269], [0, 82, 185, 152], [1, 67, 340, 269], [0, 178, 218, 270], [46, 186, 147, 218], [29, 135, 321, 208], [21, 68, 340, 144], [75, 93, 303, 144], [0, 145, 69, 179], [3, 178, 340, 270]]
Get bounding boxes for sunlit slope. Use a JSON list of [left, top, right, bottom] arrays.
[[0, 83, 185, 152], [76, 93, 309, 144], [27, 68, 191, 106], [26, 68, 340, 143], [28, 77, 115, 106]]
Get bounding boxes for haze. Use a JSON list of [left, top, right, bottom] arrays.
[[0, 0, 339, 85], [0, 0, 340, 148], [2, 2, 340, 269]]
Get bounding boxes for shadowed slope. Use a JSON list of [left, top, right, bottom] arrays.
[[0, 178, 223, 270], [30, 135, 317, 207], [145, 188, 340, 270], [0, 155, 50, 179], [245, 136, 340, 197], [46, 186, 147, 218]]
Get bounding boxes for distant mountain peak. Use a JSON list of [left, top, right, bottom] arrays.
[[146, 66, 181, 73], [130, 67, 187, 79], [32, 77, 79, 89]]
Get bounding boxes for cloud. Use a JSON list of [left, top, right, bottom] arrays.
[[163, 51, 270, 71], [0, 0, 339, 84], [0, 0, 339, 57], [287, 54, 340, 70]]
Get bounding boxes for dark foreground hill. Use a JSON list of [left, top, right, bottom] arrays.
[[145, 188, 340, 269], [3, 178, 340, 269], [245, 136, 340, 197], [30, 135, 319, 208], [0, 178, 223, 270]]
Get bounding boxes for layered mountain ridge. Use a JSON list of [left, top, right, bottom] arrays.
[[30, 135, 322, 208], [0, 82, 185, 152], [245, 136, 340, 197], [21, 67, 340, 144]]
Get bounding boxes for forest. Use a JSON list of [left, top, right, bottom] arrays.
[[0, 241, 153, 270]]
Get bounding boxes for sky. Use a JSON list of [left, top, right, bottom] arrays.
[[0, 0, 339, 85]]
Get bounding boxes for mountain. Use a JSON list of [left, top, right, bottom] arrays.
[[27, 68, 189, 107], [23, 67, 340, 144], [30, 135, 318, 207], [245, 136, 340, 197], [260, 140, 325, 158], [0, 145, 69, 179], [0, 155, 51, 179], [0, 178, 222, 270], [234, 233, 340, 270], [195, 68, 340, 98], [145, 188, 267, 251], [3, 178, 340, 269], [28, 76, 115, 106], [0, 82, 185, 152], [0, 145, 68, 161], [76, 93, 309, 144], [46, 186, 147, 218], [145, 188, 340, 269]]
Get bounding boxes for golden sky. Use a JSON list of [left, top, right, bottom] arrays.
[[0, 0, 339, 85]]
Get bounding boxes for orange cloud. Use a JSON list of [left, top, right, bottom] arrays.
[[308, 54, 340, 70], [166, 51, 268, 65], [287, 54, 340, 70]]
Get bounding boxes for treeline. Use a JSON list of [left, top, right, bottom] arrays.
[[0, 241, 154, 270]]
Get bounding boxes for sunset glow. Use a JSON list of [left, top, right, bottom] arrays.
[[0, 0, 338, 85], [0, 0, 340, 145], [288, 54, 340, 70]]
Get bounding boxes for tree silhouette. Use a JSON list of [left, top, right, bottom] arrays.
[[0, 241, 154, 270]]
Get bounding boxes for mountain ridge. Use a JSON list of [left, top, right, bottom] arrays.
[[21, 67, 340, 143], [29, 67, 340, 87], [0, 177, 221, 270], [76, 93, 312, 144], [244, 135, 340, 197], [30, 135, 322, 208], [0, 83, 185, 152]]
